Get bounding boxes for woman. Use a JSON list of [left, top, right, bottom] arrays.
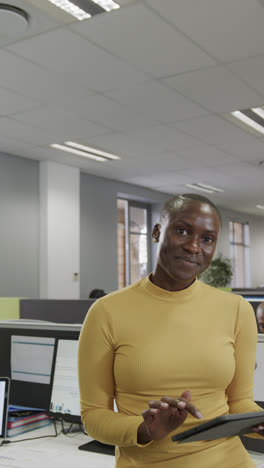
[[78, 193, 263, 467]]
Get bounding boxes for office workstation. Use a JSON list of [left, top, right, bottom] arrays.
[[1, 318, 264, 467], [1, 1, 264, 467], [0, 318, 120, 465]]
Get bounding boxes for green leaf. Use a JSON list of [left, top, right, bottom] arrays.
[[199, 254, 233, 287]]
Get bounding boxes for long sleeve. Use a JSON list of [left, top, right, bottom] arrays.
[[226, 296, 261, 415], [78, 298, 144, 447]]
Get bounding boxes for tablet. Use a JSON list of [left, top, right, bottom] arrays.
[[171, 411, 264, 443]]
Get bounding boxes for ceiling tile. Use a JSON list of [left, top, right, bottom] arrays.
[[178, 161, 262, 186], [0, 136, 35, 159], [52, 94, 157, 132], [7, 28, 148, 92], [0, 87, 40, 116], [163, 145, 237, 169], [0, 116, 98, 146], [0, 50, 95, 104], [146, 0, 264, 62], [114, 125, 206, 152], [173, 114, 264, 148], [82, 132, 158, 158], [228, 55, 264, 96], [105, 81, 207, 123], [12, 105, 112, 141], [206, 164, 264, 190], [87, 125, 210, 160], [163, 66, 263, 112], [70, 3, 215, 77], [86, 125, 242, 167], [125, 172, 193, 187]]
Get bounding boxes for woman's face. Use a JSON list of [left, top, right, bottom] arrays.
[[153, 201, 221, 285]]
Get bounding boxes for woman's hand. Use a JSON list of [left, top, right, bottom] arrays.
[[138, 390, 203, 443]]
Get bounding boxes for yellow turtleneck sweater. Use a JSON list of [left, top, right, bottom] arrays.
[[78, 276, 261, 468]]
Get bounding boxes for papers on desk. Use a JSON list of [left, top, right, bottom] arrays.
[[248, 450, 264, 465], [11, 336, 55, 384]]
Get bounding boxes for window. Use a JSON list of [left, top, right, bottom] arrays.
[[229, 221, 250, 288], [117, 199, 151, 288]]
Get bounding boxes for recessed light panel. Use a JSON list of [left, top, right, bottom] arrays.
[[65, 141, 120, 160], [47, 0, 91, 20], [185, 183, 224, 194], [252, 107, 264, 120], [196, 183, 224, 193], [230, 108, 264, 136], [185, 184, 214, 194], [50, 141, 121, 162], [90, 0, 120, 11], [50, 144, 106, 161], [47, 0, 120, 19]]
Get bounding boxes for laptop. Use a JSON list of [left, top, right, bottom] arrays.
[[0, 377, 10, 444]]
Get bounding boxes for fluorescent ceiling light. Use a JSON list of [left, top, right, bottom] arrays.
[[231, 111, 264, 136], [185, 184, 214, 194], [50, 144, 106, 161], [90, 0, 120, 11], [47, 0, 91, 20], [252, 107, 264, 120], [65, 141, 120, 160], [196, 183, 224, 193], [256, 204, 264, 210]]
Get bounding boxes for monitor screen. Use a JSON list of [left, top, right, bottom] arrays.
[[254, 334, 264, 404], [49, 339, 81, 423], [0, 321, 81, 411], [0, 378, 9, 438]]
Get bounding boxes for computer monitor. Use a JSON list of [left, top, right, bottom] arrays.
[[49, 338, 81, 423], [254, 333, 264, 404], [243, 296, 264, 333], [0, 377, 10, 440], [0, 321, 81, 412]]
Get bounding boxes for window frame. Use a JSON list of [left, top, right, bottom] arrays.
[[118, 198, 152, 287], [229, 221, 250, 288]]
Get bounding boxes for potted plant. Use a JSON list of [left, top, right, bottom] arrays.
[[199, 254, 233, 289]]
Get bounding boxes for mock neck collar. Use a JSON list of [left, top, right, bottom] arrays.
[[142, 273, 200, 302]]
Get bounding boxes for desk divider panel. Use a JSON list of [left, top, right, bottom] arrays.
[[20, 299, 95, 324]]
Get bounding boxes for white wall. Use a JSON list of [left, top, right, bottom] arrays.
[[40, 161, 80, 299]]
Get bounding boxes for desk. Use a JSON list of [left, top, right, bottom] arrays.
[[0, 425, 115, 468], [1, 425, 264, 467]]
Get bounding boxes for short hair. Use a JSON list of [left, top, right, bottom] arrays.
[[89, 289, 106, 299], [160, 193, 222, 225], [257, 303, 264, 316]]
